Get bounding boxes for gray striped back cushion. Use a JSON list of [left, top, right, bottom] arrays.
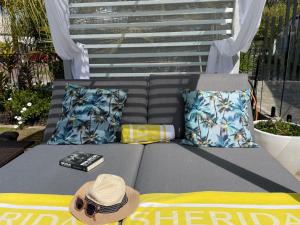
[[43, 77, 149, 142], [148, 74, 254, 139], [148, 74, 200, 138]]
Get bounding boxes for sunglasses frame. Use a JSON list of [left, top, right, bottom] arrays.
[[75, 197, 97, 218], [74, 194, 128, 217]]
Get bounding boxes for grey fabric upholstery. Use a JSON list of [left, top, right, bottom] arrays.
[[0, 144, 144, 194], [197, 74, 250, 91], [148, 74, 200, 138], [4, 74, 294, 197], [148, 74, 254, 138], [135, 143, 300, 194], [43, 77, 149, 142]]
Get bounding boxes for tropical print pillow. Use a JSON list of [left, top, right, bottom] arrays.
[[182, 89, 258, 148], [47, 84, 127, 145]]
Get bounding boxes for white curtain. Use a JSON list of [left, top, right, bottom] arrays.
[[206, 0, 266, 74], [45, 0, 90, 79]]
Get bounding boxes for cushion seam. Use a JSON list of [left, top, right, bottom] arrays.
[[133, 145, 146, 189]]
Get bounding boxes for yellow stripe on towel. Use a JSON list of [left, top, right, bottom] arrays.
[[121, 124, 175, 144], [0, 193, 119, 225], [0, 192, 300, 225], [124, 192, 300, 225]]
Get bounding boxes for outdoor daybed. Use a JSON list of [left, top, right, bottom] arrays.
[[1, 74, 300, 195]]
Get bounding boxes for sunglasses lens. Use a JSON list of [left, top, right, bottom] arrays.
[[75, 198, 84, 210], [86, 203, 96, 217]]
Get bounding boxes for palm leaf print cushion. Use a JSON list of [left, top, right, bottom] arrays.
[[182, 90, 258, 148], [48, 84, 127, 145]]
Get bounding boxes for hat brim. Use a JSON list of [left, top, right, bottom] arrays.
[[69, 181, 140, 225]]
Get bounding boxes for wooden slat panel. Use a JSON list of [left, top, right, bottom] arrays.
[[266, 17, 276, 80], [70, 8, 234, 19], [260, 16, 269, 81], [70, 19, 233, 30], [274, 16, 283, 81], [70, 0, 234, 8], [88, 51, 210, 58], [84, 41, 213, 49], [291, 15, 300, 80], [90, 62, 206, 68], [90, 72, 202, 77], [71, 30, 231, 39], [69, 0, 235, 76]]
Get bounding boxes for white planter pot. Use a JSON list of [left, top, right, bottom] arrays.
[[254, 120, 300, 176]]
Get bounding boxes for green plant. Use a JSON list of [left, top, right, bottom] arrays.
[[0, 71, 13, 112], [48, 56, 64, 79], [1, 0, 51, 50], [0, 71, 8, 93], [0, 41, 19, 84], [0, 72, 7, 112], [4, 86, 52, 128], [256, 2, 300, 41], [255, 120, 300, 136], [18, 54, 36, 90], [240, 2, 300, 74]]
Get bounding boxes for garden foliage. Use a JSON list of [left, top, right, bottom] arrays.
[[4, 85, 52, 127], [255, 120, 300, 136]]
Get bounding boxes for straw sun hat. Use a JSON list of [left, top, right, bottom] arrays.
[[70, 174, 140, 225]]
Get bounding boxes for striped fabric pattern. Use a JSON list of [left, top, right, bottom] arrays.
[[85, 194, 128, 214]]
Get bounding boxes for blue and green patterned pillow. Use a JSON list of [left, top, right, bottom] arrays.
[[47, 84, 127, 145], [182, 89, 258, 148]]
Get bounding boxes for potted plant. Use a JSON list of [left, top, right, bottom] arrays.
[[254, 120, 300, 176]]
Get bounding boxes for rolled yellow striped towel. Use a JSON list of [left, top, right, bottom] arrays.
[[121, 124, 175, 144]]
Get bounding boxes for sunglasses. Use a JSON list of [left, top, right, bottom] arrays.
[[75, 194, 128, 217], [75, 197, 97, 217]]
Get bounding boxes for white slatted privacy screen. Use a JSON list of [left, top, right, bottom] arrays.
[[69, 0, 235, 77]]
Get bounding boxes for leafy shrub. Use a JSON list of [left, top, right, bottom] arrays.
[[240, 2, 300, 74], [0, 71, 13, 112], [4, 85, 52, 127], [255, 120, 300, 136], [0, 72, 7, 112], [256, 2, 300, 41], [0, 90, 12, 113]]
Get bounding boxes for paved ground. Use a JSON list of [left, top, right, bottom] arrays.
[[256, 81, 300, 123]]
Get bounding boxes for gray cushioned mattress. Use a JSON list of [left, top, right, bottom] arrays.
[[135, 143, 300, 193], [0, 144, 144, 195]]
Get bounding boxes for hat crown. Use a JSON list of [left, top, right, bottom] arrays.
[[87, 174, 126, 206]]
